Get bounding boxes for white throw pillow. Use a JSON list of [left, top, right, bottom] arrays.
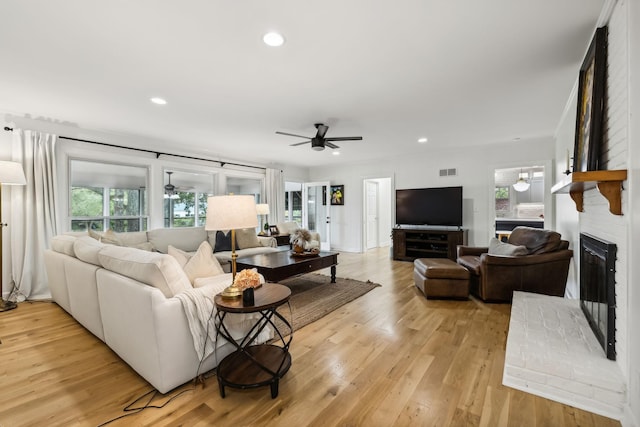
[[488, 237, 529, 256], [168, 245, 191, 268], [169, 241, 224, 284]]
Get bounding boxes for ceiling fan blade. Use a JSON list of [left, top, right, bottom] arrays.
[[315, 124, 329, 139], [324, 136, 363, 142], [325, 142, 340, 149], [290, 140, 312, 146], [276, 131, 311, 139]]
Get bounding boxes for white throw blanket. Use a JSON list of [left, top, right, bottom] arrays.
[[175, 287, 272, 361]]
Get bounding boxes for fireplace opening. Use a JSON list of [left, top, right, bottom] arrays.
[[580, 233, 616, 360]]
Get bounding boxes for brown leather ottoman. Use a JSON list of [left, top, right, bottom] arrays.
[[413, 258, 470, 299]]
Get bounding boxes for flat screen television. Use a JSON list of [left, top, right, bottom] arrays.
[[395, 186, 463, 227]]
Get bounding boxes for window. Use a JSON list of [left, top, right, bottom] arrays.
[[164, 170, 216, 228], [284, 181, 302, 224], [70, 161, 148, 232], [164, 192, 210, 227]]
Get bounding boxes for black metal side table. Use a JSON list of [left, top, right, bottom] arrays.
[[214, 283, 292, 398]]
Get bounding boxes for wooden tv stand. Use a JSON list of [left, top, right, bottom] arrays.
[[392, 227, 467, 261]]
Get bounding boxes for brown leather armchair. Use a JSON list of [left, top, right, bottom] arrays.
[[456, 227, 573, 302]]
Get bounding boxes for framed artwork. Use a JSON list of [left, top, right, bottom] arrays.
[[330, 185, 344, 205], [269, 225, 279, 235], [573, 26, 607, 173]]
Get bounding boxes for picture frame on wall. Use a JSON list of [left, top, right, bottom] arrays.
[[573, 26, 607, 173], [330, 185, 344, 205]]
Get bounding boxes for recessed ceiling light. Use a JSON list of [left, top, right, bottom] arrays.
[[150, 97, 167, 105], [332, 151, 340, 156], [418, 137, 428, 143], [263, 32, 285, 47]]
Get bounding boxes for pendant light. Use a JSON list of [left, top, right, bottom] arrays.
[[512, 169, 530, 192]]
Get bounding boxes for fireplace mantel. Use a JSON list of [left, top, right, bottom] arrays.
[[551, 169, 627, 215]]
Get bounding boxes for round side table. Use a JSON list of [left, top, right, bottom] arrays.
[[214, 283, 292, 398]]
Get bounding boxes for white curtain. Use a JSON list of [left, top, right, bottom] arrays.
[[265, 168, 285, 224], [10, 129, 58, 301]]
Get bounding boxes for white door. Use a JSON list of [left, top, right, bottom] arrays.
[[302, 181, 331, 251], [365, 180, 379, 249]]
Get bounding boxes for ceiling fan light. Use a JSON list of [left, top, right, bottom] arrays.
[[312, 145, 325, 151]]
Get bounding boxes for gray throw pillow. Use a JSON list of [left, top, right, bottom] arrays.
[[488, 237, 529, 256], [235, 228, 261, 249]]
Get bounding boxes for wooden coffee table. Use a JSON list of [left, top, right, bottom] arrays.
[[236, 251, 339, 283]]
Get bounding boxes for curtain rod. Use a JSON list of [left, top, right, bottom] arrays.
[[3, 126, 267, 171]]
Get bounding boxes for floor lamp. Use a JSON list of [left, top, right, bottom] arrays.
[[205, 195, 258, 298], [0, 161, 27, 312]]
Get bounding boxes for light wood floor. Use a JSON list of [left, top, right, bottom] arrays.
[[0, 248, 620, 427]]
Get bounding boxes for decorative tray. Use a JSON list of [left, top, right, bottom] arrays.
[[290, 250, 320, 258]]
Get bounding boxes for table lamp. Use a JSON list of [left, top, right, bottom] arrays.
[[205, 195, 258, 298], [0, 161, 27, 312], [256, 203, 270, 235]]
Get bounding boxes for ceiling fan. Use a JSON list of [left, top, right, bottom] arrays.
[[276, 123, 362, 151], [164, 172, 190, 199]]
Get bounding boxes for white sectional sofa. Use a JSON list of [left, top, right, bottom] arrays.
[[43, 227, 277, 394]]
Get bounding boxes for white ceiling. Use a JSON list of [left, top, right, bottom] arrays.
[[1, 1, 605, 168]]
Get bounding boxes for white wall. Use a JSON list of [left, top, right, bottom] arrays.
[[309, 138, 555, 252]]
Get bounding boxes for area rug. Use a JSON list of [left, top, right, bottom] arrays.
[[273, 274, 381, 333]]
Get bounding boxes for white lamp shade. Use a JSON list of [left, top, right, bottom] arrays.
[[205, 195, 258, 231], [256, 203, 270, 215], [0, 161, 26, 185]]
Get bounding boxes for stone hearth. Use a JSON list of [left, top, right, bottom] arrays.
[[503, 291, 626, 420]]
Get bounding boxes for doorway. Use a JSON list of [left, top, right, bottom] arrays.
[[493, 165, 546, 239], [363, 177, 392, 251]]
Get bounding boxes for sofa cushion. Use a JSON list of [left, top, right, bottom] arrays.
[[51, 235, 77, 257], [73, 236, 106, 265], [235, 228, 261, 249], [147, 227, 207, 253], [488, 238, 528, 256], [116, 231, 148, 247], [87, 229, 152, 251], [169, 241, 224, 284], [508, 227, 561, 254], [97, 246, 192, 298]]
